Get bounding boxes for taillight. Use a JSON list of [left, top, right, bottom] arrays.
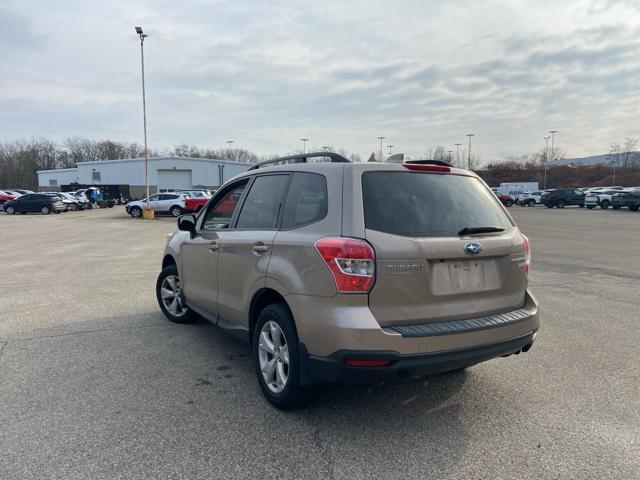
[[521, 234, 531, 278], [344, 358, 392, 367], [402, 163, 451, 173], [314, 237, 375, 293]]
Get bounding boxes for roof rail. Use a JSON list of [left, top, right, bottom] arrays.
[[248, 152, 350, 170], [403, 159, 454, 167]]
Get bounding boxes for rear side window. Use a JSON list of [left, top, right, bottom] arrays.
[[236, 175, 289, 229], [362, 172, 513, 237], [281, 172, 328, 229]]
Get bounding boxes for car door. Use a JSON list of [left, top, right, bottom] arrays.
[[217, 173, 291, 327], [180, 179, 250, 321], [146, 194, 162, 210], [573, 189, 585, 205]]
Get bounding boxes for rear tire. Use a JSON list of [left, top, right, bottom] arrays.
[[156, 265, 197, 324], [557, 200, 566, 208], [253, 304, 313, 410], [527, 200, 535, 207], [5, 206, 15, 215], [41, 206, 51, 214], [170, 205, 183, 217], [600, 200, 610, 209]]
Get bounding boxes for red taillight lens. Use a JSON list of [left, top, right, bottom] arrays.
[[522, 234, 531, 278], [314, 237, 375, 293], [344, 358, 391, 367], [402, 163, 451, 173]]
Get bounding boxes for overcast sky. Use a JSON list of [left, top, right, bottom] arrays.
[[1, 0, 639, 162]]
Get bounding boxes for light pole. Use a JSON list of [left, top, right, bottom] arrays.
[[377, 136, 386, 161], [543, 136, 551, 189], [547, 130, 558, 189], [454, 143, 462, 167], [300, 138, 309, 154], [135, 26, 151, 214], [610, 161, 616, 185], [447, 150, 453, 163], [387, 144, 394, 155], [466, 134, 475, 169], [226, 140, 235, 160]]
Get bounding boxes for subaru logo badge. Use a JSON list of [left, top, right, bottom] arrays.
[[464, 242, 482, 255]]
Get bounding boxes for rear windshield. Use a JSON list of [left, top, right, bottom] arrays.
[[362, 172, 513, 237]]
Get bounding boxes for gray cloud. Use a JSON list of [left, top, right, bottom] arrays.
[[0, 0, 639, 161]]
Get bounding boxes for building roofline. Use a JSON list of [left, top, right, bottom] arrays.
[[37, 167, 79, 174], [76, 156, 251, 167]]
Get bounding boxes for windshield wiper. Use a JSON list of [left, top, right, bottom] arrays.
[[458, 226, 505, 236]]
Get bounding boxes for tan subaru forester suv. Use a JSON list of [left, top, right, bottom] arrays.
[[156, 153, 539, 409]]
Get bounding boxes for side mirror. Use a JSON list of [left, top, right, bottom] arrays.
[[178, 214, 197, 235]]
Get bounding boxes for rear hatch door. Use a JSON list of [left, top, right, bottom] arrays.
[[361, 169, 528, 327]]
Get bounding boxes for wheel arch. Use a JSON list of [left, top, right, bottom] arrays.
[[248, 288, 293, 342], [162, 253, 177, 270]]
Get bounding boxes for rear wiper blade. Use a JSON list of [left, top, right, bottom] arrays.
[[458, 226, 506, 236]]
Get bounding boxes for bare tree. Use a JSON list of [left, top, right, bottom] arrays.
[[610, 137, 639, 168]]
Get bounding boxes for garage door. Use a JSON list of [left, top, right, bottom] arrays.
[[157, 169, 192, 191]]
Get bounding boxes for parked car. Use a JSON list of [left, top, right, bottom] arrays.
[[491, 188, 514, 207], [541, 188, 585, 208], [0, 190, 16, 208], [156, 154, 539, 408], [42, 192, 84, 211], [611, 190, 640, 211], [517, 191, 545, 207], [126, 193, 186, 218], [3, 193, 66, 215], [584, 189, 622, 209], [4, 189, 34, 196]]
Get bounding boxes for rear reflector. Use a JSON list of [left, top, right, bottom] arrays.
[[402, 164, 451, 173], [344, 358, 392, 367], [314, 237, 375, 293]]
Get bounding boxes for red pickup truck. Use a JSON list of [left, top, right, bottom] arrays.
[[179, 191, 211, 213]]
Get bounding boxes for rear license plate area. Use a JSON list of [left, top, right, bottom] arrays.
[[430, 259, 500, 295]]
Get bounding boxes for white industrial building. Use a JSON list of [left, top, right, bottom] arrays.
[[37, 156, 251, 198]]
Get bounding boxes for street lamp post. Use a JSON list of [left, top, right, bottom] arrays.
[[447, 150, 453, 163], [547, 130, 558, 189], [135, 26, 151, 215], [377, 136, 386, 162], [300, 138, 309, 154], [543, 136, 551, 189], [466, 134, 475, 170], [387, 144, 394, 155], [226, 140, 235, 161], [454, 143, 462, 167], [610, 161, 617, 185]]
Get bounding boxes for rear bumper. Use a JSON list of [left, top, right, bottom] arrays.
[[300, 332, 536, 384], [287, 290, 540, 384]]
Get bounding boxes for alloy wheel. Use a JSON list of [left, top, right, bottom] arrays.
[[160, 275, 187, 317], [258, 321, 289, 393]]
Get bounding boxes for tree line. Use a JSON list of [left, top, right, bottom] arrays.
[[0, 137, 262, 190]]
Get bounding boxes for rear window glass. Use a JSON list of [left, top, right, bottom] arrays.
[[362, 172, 513, 237], [281, 172, 328, 229]]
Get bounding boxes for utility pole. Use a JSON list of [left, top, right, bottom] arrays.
[[466, 134, 475, 170], [135, 26, 151, 215], [300, 138, 309, 154], [454, 143, 462, 167], [387, 144, 394, 155], [377, 136, 386, 162]]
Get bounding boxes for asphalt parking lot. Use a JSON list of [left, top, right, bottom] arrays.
[[1, 206, 638, 479]]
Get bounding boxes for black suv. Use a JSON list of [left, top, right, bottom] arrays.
[[3, 193, 66, 215], [541, 188, 585, 208], [611, 190, 640, 211]]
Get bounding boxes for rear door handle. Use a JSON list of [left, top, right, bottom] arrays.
[[253, 244, 269, 253]]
